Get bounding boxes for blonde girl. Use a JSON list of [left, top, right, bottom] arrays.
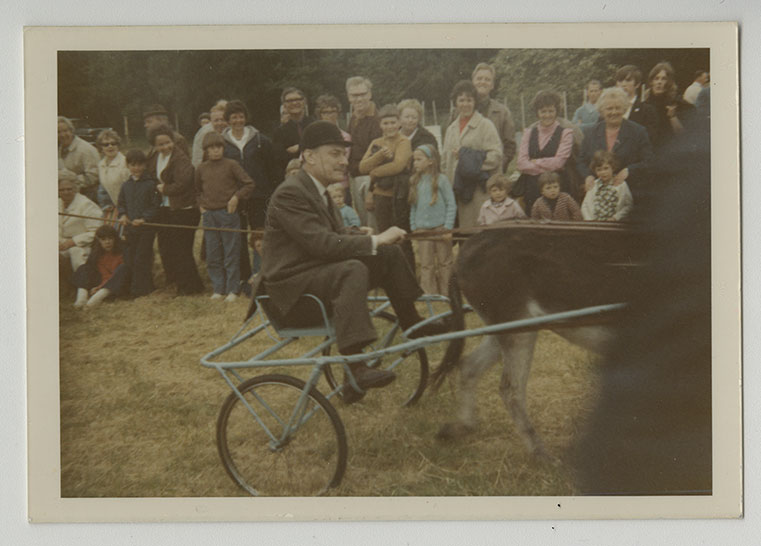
[[408, 144, 456, 295]]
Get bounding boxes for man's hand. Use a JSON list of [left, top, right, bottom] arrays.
[[381, 146, 393, 160], [359, 226, 374, 235], [58, 239, 75, 251], [118, 215, 129, 226], [364, 192, 374, 211], [157, 183, 165, 194], [613, 168, 629, 186], [376, 226, 407, 246], [286, 144, 299, 154], [227, 195, 239, 214], [132, 218, 145, 226]]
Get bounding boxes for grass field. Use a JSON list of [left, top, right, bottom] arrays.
[[58, 239, 602, 497]]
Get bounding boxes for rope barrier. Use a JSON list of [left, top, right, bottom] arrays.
[[59, 212, 634, 241]]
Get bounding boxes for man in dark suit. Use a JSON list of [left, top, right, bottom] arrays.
[[251, 121, 446, 401]]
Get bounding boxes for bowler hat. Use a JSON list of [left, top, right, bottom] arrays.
[[143, 104, 169, 119], [300, 121, 351, 150]]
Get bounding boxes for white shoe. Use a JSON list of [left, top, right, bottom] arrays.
[[210, 293, 224, 300], [224, 293, 238, 302]]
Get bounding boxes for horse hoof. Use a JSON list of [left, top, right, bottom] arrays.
[[436, 422, 475, 440]]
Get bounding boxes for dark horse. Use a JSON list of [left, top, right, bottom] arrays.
[[431, 103, 712, 495]]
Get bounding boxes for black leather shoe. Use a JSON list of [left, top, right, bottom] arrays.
[[407, 318, 450, 339], [342, 364, 396, 404]]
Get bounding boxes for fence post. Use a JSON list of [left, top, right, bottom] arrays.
[[421, 100, 426, 126], [562, 91, 568, 120], [520, 94, 526, 130], [432, 100, 437, 126], [123, 116, 129, 144]]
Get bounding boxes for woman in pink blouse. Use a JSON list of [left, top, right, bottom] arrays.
[[514, 90, 574, 212]]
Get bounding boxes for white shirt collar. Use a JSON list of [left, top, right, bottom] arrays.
[[306, 172, 329, 205]]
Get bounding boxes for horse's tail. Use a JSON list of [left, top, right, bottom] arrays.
[[430, 270, 466, 391]]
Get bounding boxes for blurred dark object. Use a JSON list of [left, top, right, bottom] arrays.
[[573, 94, 713, 495]]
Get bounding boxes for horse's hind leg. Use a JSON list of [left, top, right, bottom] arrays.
[[495, 331, 554, 461], [437, 336, 501, 440]]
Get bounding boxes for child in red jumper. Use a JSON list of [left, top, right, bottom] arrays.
[[72, 225, 128, 307]]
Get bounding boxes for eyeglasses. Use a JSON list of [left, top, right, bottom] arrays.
[[284, 97, 304, 103], [101, 142, 118, 147]]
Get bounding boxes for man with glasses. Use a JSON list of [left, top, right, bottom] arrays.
[[346, 76, 381, 230], [272, 87, 315, 181]]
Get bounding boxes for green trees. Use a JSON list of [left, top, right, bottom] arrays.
[[58, 48, 709, 140]]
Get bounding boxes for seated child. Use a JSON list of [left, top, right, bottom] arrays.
[[72, 225, 128, 307], [581, 150, 634, 221], [477, 173, 527, 226], [327, 183, 360, 228], [530, 172, 583, 221], [117, 149, 160, 297], [195, 131, 255, 302]]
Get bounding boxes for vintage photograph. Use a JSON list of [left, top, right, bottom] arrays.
[[26, 23, 741, 521]]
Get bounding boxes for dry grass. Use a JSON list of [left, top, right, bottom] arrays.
[[59, 238, 602, 497]]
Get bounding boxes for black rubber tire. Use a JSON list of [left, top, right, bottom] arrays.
[[322, 311, 429, 407], [217, 374, 347, 496]]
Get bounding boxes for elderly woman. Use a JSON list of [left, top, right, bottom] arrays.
[[515, 90, 575, 212], [442, 80, 503, 229], [58, 116, 100, 201], [148, 124, 204, 295], [58, 177, 103, 272], [577, 87, 654, 201], [398, 98, 438, 152], [644, 61, 695, 150], [95, 129, 130, 211]]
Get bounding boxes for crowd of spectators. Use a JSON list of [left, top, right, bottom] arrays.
[[58, 59, 710, 306]]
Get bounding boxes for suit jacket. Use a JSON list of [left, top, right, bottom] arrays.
[[254, 169, 373, 316], [576, 119, 653, 185]]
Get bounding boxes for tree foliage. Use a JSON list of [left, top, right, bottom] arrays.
[[58, 47, 709, 141]]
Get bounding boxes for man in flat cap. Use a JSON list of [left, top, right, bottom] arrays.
[[250, 121, 447, 401], [143, 104, 191, 161]]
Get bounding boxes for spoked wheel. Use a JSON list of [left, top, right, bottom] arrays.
[[217, 374, 347, 496], [323, 311, 429, 407]]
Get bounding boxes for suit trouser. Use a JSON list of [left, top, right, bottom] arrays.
[[271, 245, 422, 354]]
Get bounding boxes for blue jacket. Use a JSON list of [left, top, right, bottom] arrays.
[[117, 174, 160, 225], [453, 147, 490, 203], [410, 173, 456, 231]]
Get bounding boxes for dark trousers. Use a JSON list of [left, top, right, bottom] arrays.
[[270, 244, 422, 354], [72, 262, 129, 297], [157, 207, 204, 294], [372, 194, 416, 273], [125, 227, 156, 297]]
